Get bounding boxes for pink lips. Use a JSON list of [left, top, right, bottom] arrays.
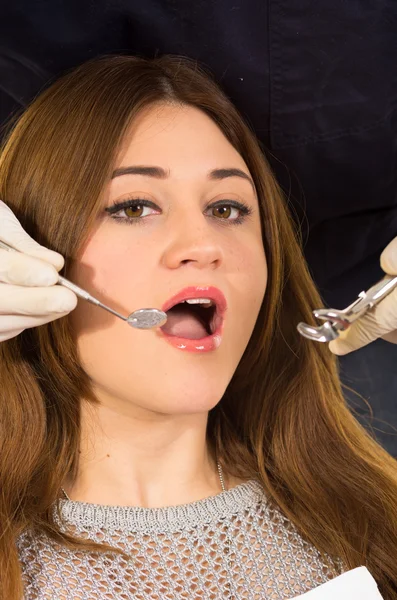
[[159, 286, 227, 353]]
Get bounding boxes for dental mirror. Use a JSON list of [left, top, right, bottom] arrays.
[[58, 276, 168, 329], [0, 240, 168, 330]]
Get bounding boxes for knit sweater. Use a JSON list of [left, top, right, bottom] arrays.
[[18, 479, 344, 599]]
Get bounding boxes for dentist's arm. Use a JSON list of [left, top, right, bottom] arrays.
[[329, 237, 397, 355], [0, 200, 77, 342]]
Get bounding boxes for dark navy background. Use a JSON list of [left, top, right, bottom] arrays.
[[0, 0, 396, 455]]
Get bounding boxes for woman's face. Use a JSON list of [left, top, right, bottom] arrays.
[[69, 103, 267, 415]]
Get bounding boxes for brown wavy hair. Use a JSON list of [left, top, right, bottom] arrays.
[[0, 55, 396, 599]]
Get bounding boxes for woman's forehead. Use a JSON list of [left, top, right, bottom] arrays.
[[114, 104, 250, 179]]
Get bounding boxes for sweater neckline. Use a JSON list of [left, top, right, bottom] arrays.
[[56, 479, 264, 533]]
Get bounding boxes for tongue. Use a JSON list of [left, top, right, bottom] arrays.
[[162, 305, 209, 339]]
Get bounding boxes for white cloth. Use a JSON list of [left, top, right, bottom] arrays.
[[292, 567, 384, 599]]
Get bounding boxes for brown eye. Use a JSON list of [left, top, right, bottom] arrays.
[[125, 205, 144, 218], [212, 206, 232, 219], [105, 198, 158, 223]]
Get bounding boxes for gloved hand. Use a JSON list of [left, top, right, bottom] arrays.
[[329, 236, 397, 355], [0, 200, 77, 342]]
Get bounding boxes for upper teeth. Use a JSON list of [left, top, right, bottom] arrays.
[[183, 298, 214, 307]]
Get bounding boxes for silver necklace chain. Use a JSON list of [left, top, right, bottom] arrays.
[[61, 460, 226, 501]]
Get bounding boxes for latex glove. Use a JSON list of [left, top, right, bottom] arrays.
[[292, 566, 383, 599], [329, 237, 397, 355], [0, 200, 77, 342]]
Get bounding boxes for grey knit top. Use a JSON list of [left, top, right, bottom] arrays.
[[18, 479, 344, 599]]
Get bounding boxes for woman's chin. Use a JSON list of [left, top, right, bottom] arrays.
[[153, 391, 225, 415]]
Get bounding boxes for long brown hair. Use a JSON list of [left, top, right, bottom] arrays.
[[0, 55, 396, 599]]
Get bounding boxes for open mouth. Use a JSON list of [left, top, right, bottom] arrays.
[[161, 300, 218, 340], [159, 286, 226, 352]]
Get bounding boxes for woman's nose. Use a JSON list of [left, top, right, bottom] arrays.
[[161, 213, 225, 270]]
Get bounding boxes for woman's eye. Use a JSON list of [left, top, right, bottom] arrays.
[[211, 205, 239, 220], [206, 201, 253, 224], [105, 199, 158, 221], [121, 204, 154, 219], [105, 198, 253, 225]]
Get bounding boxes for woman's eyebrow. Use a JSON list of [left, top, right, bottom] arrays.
[[209, 168, 255, 191], [111, 165, 255, 190]]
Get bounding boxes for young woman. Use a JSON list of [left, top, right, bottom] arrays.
[[0, 55, 396, 599]]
